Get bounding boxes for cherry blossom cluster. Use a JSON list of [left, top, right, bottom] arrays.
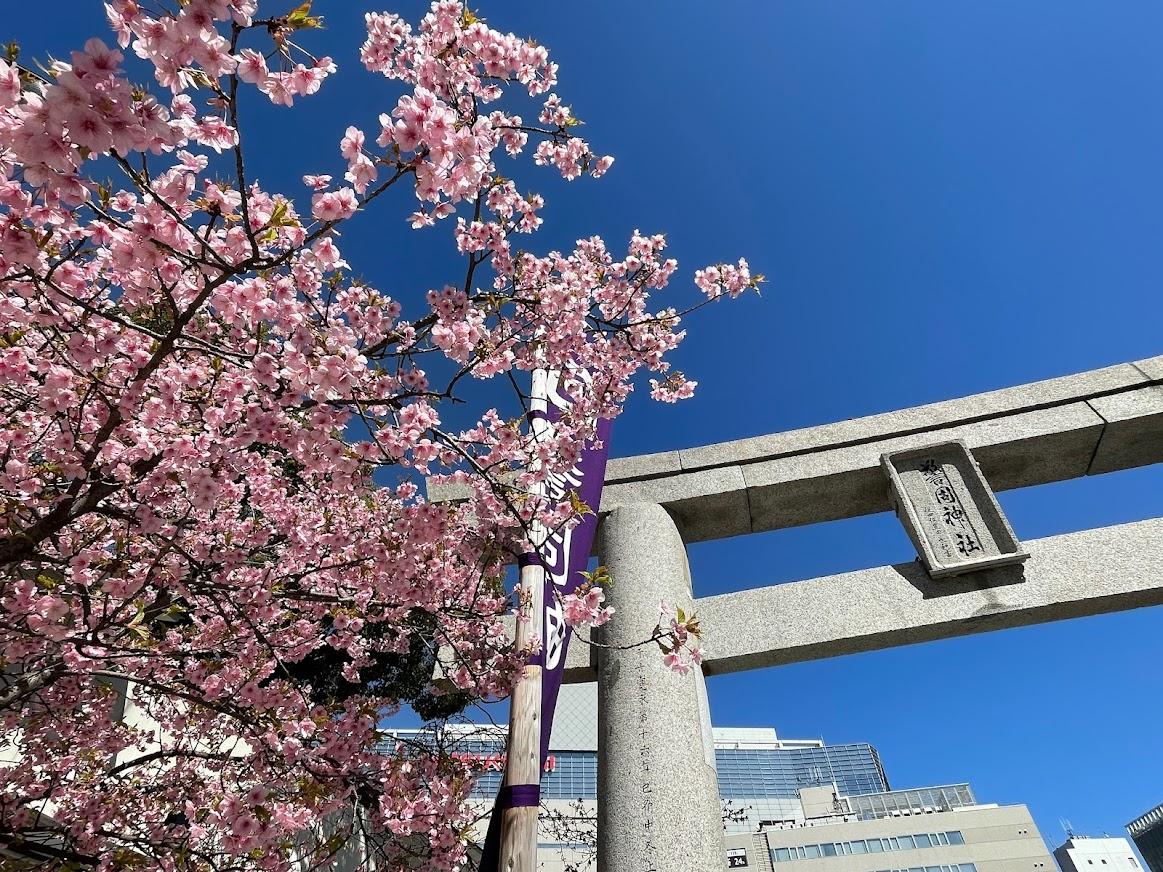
[[560, 584, 615, 632], [657, 601, 707, 676], [694, 257, 762, 300], [238, 49, 337, 106], [0, 2, 754, 869], [358, 1, 614, 221], [650, 370, 699, 403], [0, 38, 179, 202]]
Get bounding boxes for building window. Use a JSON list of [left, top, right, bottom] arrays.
[[771, 833, 969, 863]]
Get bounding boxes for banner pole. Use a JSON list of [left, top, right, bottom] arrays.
[[497, 369, 550, 872]]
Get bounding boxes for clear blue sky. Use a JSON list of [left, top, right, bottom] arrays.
[[12, 0, 1163, 853]]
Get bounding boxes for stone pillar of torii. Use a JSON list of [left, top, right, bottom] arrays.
[[430, 354, 1163, 872], [595, 503, 724, 872]]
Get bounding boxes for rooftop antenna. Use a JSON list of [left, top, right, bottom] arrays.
[[1061, 818, 1076, 840]]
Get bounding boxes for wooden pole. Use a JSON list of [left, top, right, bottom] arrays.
[[496, 561, 544, 871], [497, 369, 550, 872]]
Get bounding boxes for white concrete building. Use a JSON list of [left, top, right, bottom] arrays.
[[1054, 836, 1145, 872]]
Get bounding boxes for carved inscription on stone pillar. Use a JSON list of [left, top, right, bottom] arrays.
[[882, 440, 1029, 578]]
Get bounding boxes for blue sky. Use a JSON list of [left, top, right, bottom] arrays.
[[11, 0, 1163, 854]]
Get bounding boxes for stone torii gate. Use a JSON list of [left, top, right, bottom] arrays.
[[433, 354, 1163, 872]]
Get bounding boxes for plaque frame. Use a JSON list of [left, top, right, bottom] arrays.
[[881, 439, 1029, 578]]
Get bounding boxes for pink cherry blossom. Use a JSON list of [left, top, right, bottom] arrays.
[[0, 60, 22, 108], [561, 585, 615, 630], [235, 48, 268, 85], [340, 125, 365, 160], [650, 373, 698, 403], [345, 154, 378, 193], [311, 186, 358, 221], [591, 154, 615, 178], [231, 812, 261, 839], [694, 257, 760, 299], [0, 3, 752, 869], [663, 651, 691, 675]]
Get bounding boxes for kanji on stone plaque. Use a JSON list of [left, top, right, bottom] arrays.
[[881, 440, 1029, 578]]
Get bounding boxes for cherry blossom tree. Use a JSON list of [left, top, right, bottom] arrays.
[[0, 1, 759, 869]]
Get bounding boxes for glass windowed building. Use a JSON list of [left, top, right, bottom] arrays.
[[394, 722, 889, 835], [714, 740, 889, 802], [451, 730, 888, 830]]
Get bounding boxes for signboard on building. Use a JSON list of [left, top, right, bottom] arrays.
[[727, 847, 749, 868]]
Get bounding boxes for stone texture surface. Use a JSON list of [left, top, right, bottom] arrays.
[[1133, 355, 1163, 382], [1088, 386, 1163, 475], [604, 450, 683, 481], [350, 512, 1163, 686], [423, 477, 471, 504], [694, 517, 1163, 675], [672, 361, 1145, 472], [966, 403, 1104, 488], [594, 504, 726, 872], [742, 402, 1104, 533], [600, 465, 750, 542]]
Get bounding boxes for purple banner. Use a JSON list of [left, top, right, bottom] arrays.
[[479, 371, 611, 871], [529, 412, 611, 759]]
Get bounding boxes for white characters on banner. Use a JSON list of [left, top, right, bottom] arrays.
[[533, 368, 595, 670], [543, 602, 566, 670]]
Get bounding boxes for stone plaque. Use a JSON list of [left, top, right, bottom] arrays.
[[881, 440, 1029, 578]]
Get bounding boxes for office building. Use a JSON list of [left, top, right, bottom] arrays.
[[727, 783, 1053, 872]]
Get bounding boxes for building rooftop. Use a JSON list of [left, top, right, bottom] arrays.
[[1129, 803, 1163, 836], [756, 784, 980, 831], [1060, 836, 1139, 843]]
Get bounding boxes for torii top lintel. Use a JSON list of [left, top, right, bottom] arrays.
[[428, 354, 1163, 544]]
